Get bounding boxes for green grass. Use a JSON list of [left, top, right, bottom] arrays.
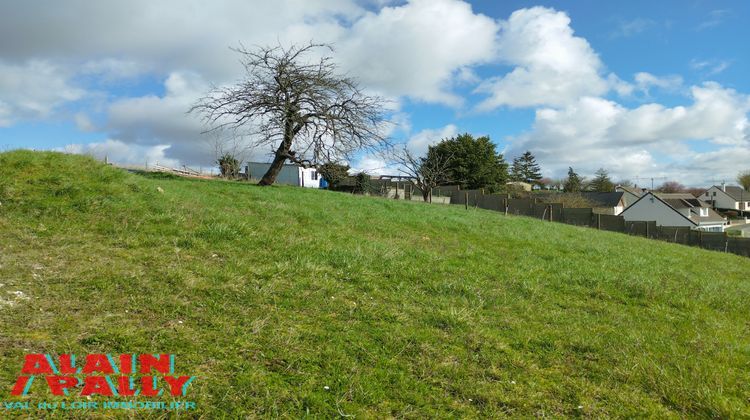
[[1, 150, 750, 418]]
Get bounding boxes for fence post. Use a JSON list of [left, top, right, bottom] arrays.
[[645, 222, 649, 238], [699, 230, 703, 248], [504, 198, 508, 216], [597, 214, 601, 230], [465, 192, 469, 210], [725, 232, 729, 253]]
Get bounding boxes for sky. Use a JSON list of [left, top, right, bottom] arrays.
[[0, 0, 748, 186]]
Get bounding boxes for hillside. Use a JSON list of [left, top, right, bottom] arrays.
[[1, 150, 750, 418]]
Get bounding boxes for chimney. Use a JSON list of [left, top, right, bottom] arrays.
[[722, 182, 726, 192]]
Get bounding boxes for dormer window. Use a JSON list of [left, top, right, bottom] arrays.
[[699, 208, 708, 217]]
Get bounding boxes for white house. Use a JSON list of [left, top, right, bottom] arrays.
[[620, 192, 726, 232], [701, 184, 750, 212], [246, 162, 321, 188]]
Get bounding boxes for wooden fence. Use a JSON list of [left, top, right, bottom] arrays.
[[440, 186, 750, 258]]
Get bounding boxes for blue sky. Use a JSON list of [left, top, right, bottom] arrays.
[[1, 0, 748, 186]]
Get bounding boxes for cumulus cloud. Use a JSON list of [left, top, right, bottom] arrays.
[[508, 82, 750, 183], [0, 0, 497, 105], [0, 1, 363, 82], [0, 60, 85, 126], [350, 155, 393, 175], [475, 7, 609, 110], [338, 0, 497, 105], [104, 72, 212, 164], [60, 139, 179, 168], [405, 124, 458, 155]]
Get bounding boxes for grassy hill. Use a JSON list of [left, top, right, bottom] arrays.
[[1, 150, 749, 418]]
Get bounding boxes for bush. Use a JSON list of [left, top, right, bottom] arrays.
[[217, 153, 240, 179], [318, 162, 350, 188], [354, 172, 373, 194]]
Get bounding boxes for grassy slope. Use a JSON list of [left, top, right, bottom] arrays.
[[1, 150, 749, 418]]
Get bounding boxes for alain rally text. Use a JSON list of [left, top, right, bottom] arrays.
[[11, 354, 196, 397]]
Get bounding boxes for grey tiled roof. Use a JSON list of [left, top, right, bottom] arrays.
[[718, 185, 749, 201]]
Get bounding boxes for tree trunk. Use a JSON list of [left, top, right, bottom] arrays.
[[258, 114, 295, 186], [258, 151, 288, 186]]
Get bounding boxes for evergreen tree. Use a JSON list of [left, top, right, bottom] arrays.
[[510, 151, 543, 184], [589, 168, 614, 192], [563, 167, 583, 192], [429, 133, 509, 190]]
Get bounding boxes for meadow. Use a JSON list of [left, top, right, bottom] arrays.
[[1, 150, 749, 418]]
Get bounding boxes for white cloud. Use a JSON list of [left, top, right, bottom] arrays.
[[690, 58, 731, 76], [508, 82, 750, 183], [104, 72, 211, 164], [0, 60, 85, 126], [697, 9, 729, 31], [60, 139, 179, 168], [475, 7, 609, 110], [338, 0, 498, 106], [405, 124, 458, 155], [350, 156, 393, 175], [0, 0, 497, 107], [633, 72, 683, 95]]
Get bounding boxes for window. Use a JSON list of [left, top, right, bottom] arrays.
[[705, 192, 709, 196], [699, 208, 708, 217], [311, 170, 318, 180], [712, 191, 716, 196]]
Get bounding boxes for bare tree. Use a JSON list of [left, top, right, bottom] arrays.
[[191, 42, 390, 186], [656, 181, 686, 193], [391, 146, 452, 203]]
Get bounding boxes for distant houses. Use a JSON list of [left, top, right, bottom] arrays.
[[620, 191, 726, 232], [701, 184, 750, 212], [246, 162, 321, 188]]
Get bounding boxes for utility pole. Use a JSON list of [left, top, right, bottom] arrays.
[[634, 175, 667, 190]]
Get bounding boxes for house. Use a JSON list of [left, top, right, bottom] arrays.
[[506, 181, 533, 192], [620, 191, 726, 232], [246, 162, 321, 188], [701, 184, 750, 213], [615, 185, 647, 208], [580, 192, 626, 215]]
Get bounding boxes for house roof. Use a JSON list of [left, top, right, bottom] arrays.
[[616, 185, 645, 197], [712, 185, 749, 201], [579, 191, 624, 208]]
